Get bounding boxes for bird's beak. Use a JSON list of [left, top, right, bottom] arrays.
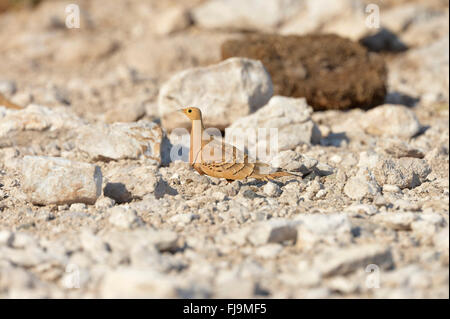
[[177, 108, 185, 114]]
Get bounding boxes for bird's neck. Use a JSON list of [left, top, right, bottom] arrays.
[[190, 118, 204, 165]]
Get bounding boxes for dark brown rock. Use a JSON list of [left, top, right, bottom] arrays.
[[221, 34, 387, 111]]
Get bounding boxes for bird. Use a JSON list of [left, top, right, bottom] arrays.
[[179, 107, 297, 182], [0, 93, 22, 110]]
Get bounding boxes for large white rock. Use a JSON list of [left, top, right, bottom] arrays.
[[76, 121, 167, 164], [226, 96, 321, 159], [21, 156, 102, 205], [158, 57, 273, 131], [191, 0, 303, 31], [0, 104, 84, 147], [359, 104, 422, 138]]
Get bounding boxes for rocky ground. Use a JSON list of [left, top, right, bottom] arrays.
[[0, 0, 448, 298]]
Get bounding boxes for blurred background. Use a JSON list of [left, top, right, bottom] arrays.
[[0, 0, 448, 123]]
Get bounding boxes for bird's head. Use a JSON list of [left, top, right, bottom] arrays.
[[179, 107, 202, 121]]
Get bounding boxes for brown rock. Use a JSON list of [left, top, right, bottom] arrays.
[[221, 33, 387, 111]]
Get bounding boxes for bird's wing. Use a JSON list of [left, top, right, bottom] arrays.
[[198, 138, 255, 178]]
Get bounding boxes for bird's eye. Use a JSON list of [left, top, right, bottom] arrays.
[[188, 109, 192, 113]]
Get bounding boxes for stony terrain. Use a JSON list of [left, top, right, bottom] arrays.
[[0, 0, 448, 298]]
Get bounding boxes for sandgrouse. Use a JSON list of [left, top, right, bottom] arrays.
[[180, 107, 296, 182]]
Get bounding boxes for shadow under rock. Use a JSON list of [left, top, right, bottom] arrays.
[[104, 182, 132, 204], [385, 91, 420, 107], [320, 132, 350, 147], [359, 28, 408, 53]]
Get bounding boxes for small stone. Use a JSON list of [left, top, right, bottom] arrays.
[[169, 213, 196, 225], [315, 189, 327, 199], [344, 170, 380, 200], [345, 204, 378, 216], [263, 182, 282, 197], [247, 219, 298, 246], [108, 206, 142, 229], [95, 197, 115, 210], [69, 203, 87, 211], [21, 156, 102, 205], [0, 80, 17, 96], [212, 191, 227, 201], [383, 184, 401, 193]]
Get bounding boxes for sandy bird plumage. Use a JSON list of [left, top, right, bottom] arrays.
[[180, 107, 297, 182]]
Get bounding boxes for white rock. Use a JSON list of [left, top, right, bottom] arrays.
[[21, 156, 102, 205], [373, 157, 431, 189], [247, 219, 298, 246], [295, 214, 353, 247], [169, 213, 197, 225], [0, 80, 17, 96], [0, 104, 84, 147], [69, 203, 86, 211], [382, 184, 402, 193], [359, 104, 422, 138], [95, 197, 115, 210], [76, 122, 167, 164], [389, 37, 449, 103], [108, 206, 142, 229], [100, 268, 177, 298], [263, 182, 282, 197], [315, 245, 394, 277], [103, 165, 162, 203], [344, 169, 380, 200], [159, 57, 273, 131], [411, 213, 446, 244], [271, 150, 318, 175], [254, 243, 283, 259], [191, 0, 303, 31], [373, 212, 419, 230], [227, 96, 321, 158]]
